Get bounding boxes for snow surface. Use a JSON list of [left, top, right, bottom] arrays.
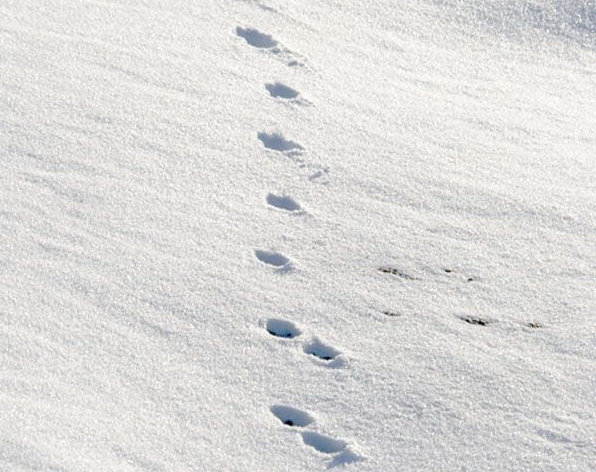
[[1, 0, 595, 470]]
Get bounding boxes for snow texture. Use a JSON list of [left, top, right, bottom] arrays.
[[1, 0, 595, 471]]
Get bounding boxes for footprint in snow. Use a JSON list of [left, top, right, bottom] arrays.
[[378, 266, 417, 280], [236, 27, 304, 67], [265, 82, 300, 100], [302, 432, 364, 467], [258, 132, 303, 153], [264, 319, 344, 365], [382, 310, 402, 317], [442, 267, 475, 282], [270, 405, 315, 427], [304, 338, 341, 362], [266, 193, 301, 212], [255, 249, 292, 272], [236, 27, 278, 49], [266, 319, 301, 339], [458, 315, 491, 326], [308, 167, 330, 183], [301, 431, 346, 454]]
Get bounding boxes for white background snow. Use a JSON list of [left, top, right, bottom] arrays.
[[1, 0, 595, 470]]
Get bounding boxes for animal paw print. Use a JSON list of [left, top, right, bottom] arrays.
[[263, 320, 345, 367], [266, 193, 302, 212], [255, 249, 293, 273], [269, 406, 364, 466], [236, 26, 304, 67]]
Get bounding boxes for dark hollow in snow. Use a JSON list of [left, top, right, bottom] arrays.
[[258, 132, 303, 152], [266, 319, 301, 338], [459, 316, 490, 326], [382, 310, 402, 317], [265, 82, 299, 99], [378, 266, 416, 280], [266, 193, 301, 212], [304, 339, 340, 361], [255, 249, 290, 267], [236, 27, 278, 49], [301, 432, 347, 454], [270, 405, 314, 427]]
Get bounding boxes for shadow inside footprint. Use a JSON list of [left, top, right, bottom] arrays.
[[378, 266, 416, 280], [266, 193, 301, 212], [255, 249, 290, 269], [265, 82, 299, 99], [258, 132, 303, 153], [382, 310, 402, 317], [270, 405, 314, 427], [236, 27, 278, 49], [302, 432, 347, 454], [304, 339, 340, 361], [459, 315, 491, 326], [266, 319, 301, 339]]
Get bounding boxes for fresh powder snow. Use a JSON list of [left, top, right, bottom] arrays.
[[1, 0, 595, 471]]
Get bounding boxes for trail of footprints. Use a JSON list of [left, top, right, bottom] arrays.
[[266, 319, 359, 463], [238, 14, 544, 465], [237, 16, 361, 466], [377, 265, 545, 328], [266, 319, 342, 364]]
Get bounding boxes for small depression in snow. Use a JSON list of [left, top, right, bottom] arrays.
[[255, 249, 290, 268], [270, 405, 314, 427], [266, 319, 301, 339], [265, 82, 299, 99], [378, 266, 416, 280], [266, 193, 301, 212], [301, 432, 347, 454], [258, 132, 303, 153], [236, 27, 278, 49], [304, 338, 340, 361], [459, 315, 491, 326]]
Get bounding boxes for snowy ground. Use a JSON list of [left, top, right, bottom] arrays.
[[1, 0, 595, 470]]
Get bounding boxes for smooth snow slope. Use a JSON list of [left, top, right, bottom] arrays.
[[1, 0, 595, 470]]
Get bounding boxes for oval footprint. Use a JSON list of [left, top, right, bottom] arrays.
[[304, 338, 340, 361], [266, 193, 301, 212], [236, 27, 278, 49], [258, 132, 303, 153], [255, 250, 291, 270], [265, 82, 299, 99], [302, 432, 347, 454], [266, 319, 301, 339], [270, 405, 314, 427]]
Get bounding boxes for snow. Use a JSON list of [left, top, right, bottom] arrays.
[[1, 0, 595, 470]]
